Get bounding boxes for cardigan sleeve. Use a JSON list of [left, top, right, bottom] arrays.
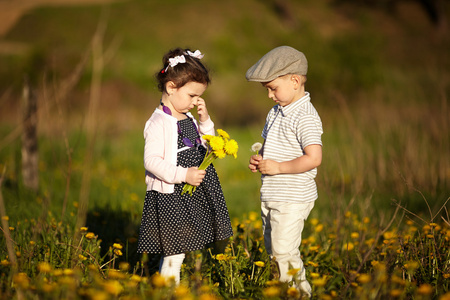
[[143, 117, 187, 184]]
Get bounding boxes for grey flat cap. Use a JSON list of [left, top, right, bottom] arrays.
[[246, 46, 308, 82]]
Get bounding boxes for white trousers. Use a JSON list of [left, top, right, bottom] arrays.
[[159, 253, 185, 285], [261, 201, 314, 296]]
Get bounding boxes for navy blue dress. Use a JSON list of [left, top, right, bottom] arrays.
[[137, 117, 233, 256]]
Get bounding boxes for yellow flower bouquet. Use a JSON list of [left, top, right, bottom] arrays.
[[182, 129, 238, 196]]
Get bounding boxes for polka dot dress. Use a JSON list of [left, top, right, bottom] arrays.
[[137, 117, 233, 256]]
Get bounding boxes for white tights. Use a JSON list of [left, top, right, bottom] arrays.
[[159, 253, 185, 285]]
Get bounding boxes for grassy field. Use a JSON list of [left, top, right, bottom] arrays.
[[0, 0, 449, 298]]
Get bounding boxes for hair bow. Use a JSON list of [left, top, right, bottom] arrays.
[[186, 50, 204, 59]]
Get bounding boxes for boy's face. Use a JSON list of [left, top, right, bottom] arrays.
[[262, 74, 304, 107]]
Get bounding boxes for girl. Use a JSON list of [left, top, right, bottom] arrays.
[[137, 48, 233, 284]]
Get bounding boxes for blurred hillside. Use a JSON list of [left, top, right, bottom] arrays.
[[0, 0, 448, 130]]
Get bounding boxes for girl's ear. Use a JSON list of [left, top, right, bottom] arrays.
[[166, 81, 177, 95]]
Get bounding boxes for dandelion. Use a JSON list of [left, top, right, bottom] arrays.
[[217, 129, 230, 139], [417, 283, 433, 295], [152, 273, 166, 288], [390, 289, 403, 297], [254, 261, 265, 267], [343, 242, 354, 251], [263, 286, 280, 297], [78, 254, 88, 261], [38, 262, 52, 273], [174, 285, 190, 297], [1, 260, 9, 266], [315, 224, 324, 232], [114, 249, 123, 256], [182, 129, 238, 196], [287, 287, 299, 297], [13, 273, 29, 289], [80, 227, 88, 232], [103, 280, 123, 296], [85, 232, 95, 239], [251, 142, 262, 155], [287, 268, 300, 276], [9, 226, 14, 231], [2, 216, 9, 221], [357, 274, 371, 284], [113, 243, 123, 250], [312, 276, 327, 287], [351, 232, 359, 239]]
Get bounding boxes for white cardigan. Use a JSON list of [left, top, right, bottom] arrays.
[[143, 108, 215, 193]]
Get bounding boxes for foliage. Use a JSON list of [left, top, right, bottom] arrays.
[[1, 207, 450, 299]]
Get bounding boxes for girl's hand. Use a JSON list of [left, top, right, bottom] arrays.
[[248, 154, 262, 173], [186, 167, 206, 186], [196, 98, 209, 122]]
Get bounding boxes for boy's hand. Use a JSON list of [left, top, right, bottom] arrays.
[[196, 98, 209, 122], [248, 154, 262, 173], [186, 167, 206, 186], [256, 159, 280, 175]]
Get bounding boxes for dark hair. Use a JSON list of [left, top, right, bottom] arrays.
[[156, 47, 211, 93]]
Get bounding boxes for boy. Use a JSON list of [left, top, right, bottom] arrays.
[[247, 46, 323, 298]]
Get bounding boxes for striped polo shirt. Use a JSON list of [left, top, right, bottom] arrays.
[[260, 92, 323, 203]]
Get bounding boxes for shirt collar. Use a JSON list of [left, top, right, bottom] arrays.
[[278, 92, 310, 116]]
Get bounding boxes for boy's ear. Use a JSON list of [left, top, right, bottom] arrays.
[[291, 74, 302, 88]]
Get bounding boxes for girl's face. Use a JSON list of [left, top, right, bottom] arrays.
[[166, 81, 207, 116], [262, 75, 304, 107]]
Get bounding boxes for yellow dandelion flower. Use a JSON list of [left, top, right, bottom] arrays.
[[357, 274, 371, 284], [351, 232, 359, 239], [443, 273, 450, 279], [202, 135, 213, 141], [1, 260, 9, 266], [13, 273, 29, 289], [249, 211, 258, 221], [63, 269, 74, 276], [9, 227, 14, 231], [224, 139, 238, 158], [131, 274, 142, 283], [38, 262, 52, 273], [417, 283, 433, 295], [215, 253, 226, 261], [343, 242, 354, 251], [312, 276, 327, 287], [2, 216, 9, 221], [287, 287, 299, 297], [390, 289, 403, 297], [315, 224, 324, 232], [78, 254, 88, 261], [310, 245, 320, 252], [151, 273, 166, 288], [113, 243, 123, 250], [363, 217, 370, 224], [80, 227, 88, 232], [85, 232, 95, 239], [287, 268, 300, 276], [254, 261, 265, 267], [174, 285, 190, 297], [310, 272, 320, 278], [310, 218, 319, 225], [214, 149, 226, 159], [119, 262, 129, 271], [114, 249, 123, 256], [263, 286, 280, 297], [103, 280, 123, 296], [217, 129, 230, 139], [29, 241, 35, 245], [209, 136, 224, 151]]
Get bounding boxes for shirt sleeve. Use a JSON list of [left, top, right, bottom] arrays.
[[296, 113, 323, 149]]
